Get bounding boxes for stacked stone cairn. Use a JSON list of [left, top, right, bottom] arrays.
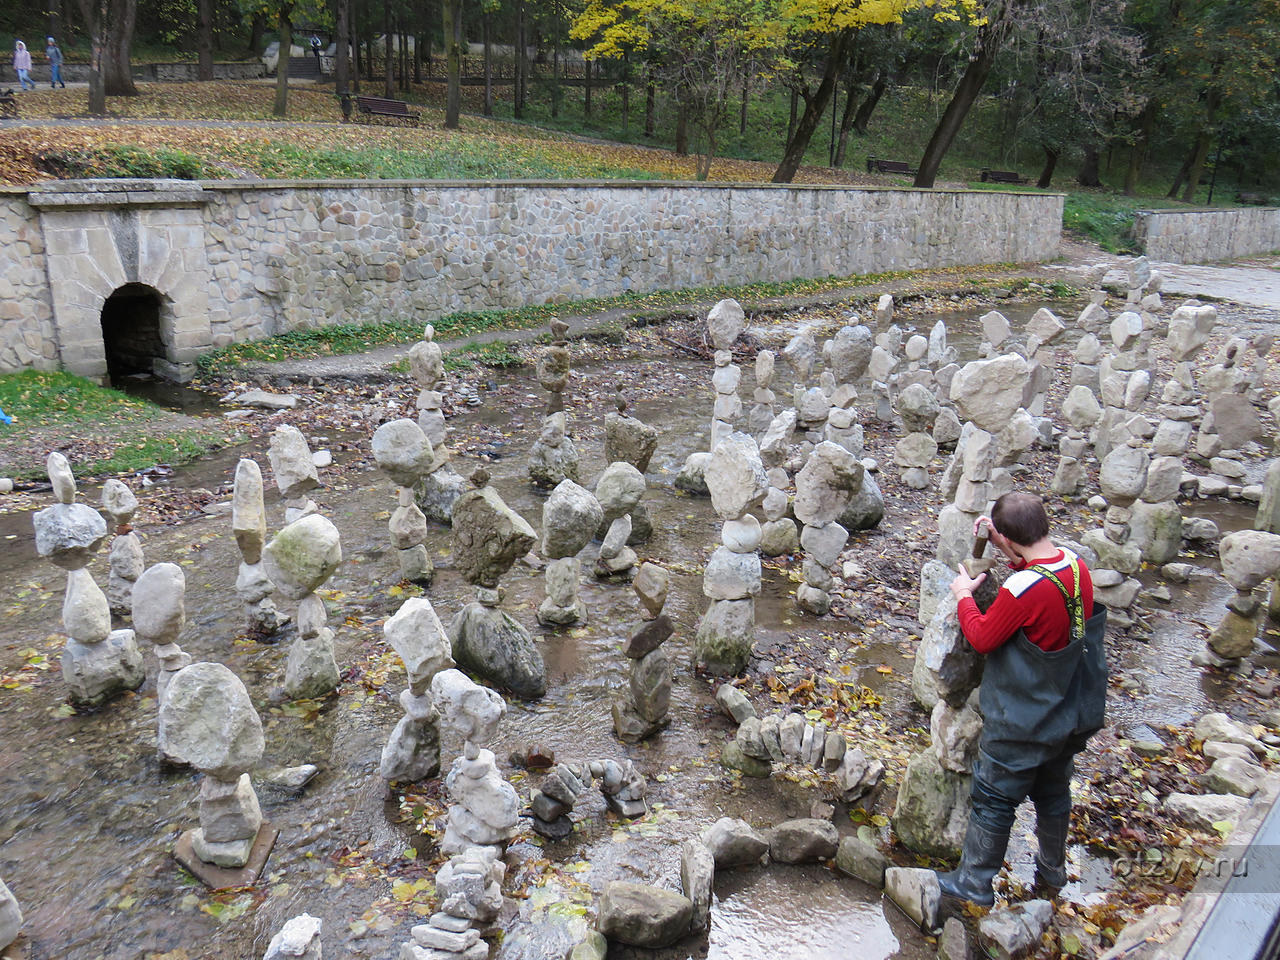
[[897, 354, 1033, 859], [795, 442, 865, 616], [33, 453, 144, 705], [695, 432, 768, 674], [537, 479, 602, 627], [823, 321, 873, 446], [717, 684, 885, 798], [161, 661, 272, 874], [101, 479, 143, 616], [528, 756, 649, 840], [409, 325, 469, 524], [1260, 462, 1280, 626], [1082, 440, 1151, 629], [0, 878, 20, 954], [448, 469, 546, 699], [1201, 492, 1280, 666], [1023, 307, 1066, 418], [748, 349, 778, 435], [675, 298, 747, 493], [397, 669, 512, 959], [401, 844, 503, 960], [262, 514, 343, 699], [133, 562, 192, 737], [593, 461, 646, 580], [529, 319, 580, 488], [603, 383, 659, 543], [1093, 311, 1151, 460], [894, 383, 941, 490], [1054, 381, 1102, 497], [758, 461, 799, 557], [381, 597, 455, 782], [612, 562, 674, 741], [372, 418, 436, 584], [1200, 338, 1260, 482], [868, 324, 901, 424], [784, 323, 826, 435], [232, 458, 286, 636], [267, 424, 320, 523], [1154, 303, 1216, 466]]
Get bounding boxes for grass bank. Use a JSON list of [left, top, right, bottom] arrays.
[[0, 370, 234, 481], [197, 268, 1073, 373]]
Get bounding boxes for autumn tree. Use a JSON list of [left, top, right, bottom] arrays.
[[443, 0, 463, 127], [76, 0, 140, 112], [572, 0, 778, 179]]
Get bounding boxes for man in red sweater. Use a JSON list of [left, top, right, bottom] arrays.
[[936, 492, 1106, 906]]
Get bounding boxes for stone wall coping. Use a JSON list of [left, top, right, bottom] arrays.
[[1135, 206, 1278, 217], [25, 179, 210, 209], [190, 178, 1064, 197], [2, 178, 1064, 199]]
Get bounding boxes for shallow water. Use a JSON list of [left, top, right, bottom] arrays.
[[0, 303, 1259, 959]]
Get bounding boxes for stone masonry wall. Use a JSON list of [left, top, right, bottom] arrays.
[[0, 193, 58, 373], [0, 180, 1064, 375], [1133, 207, 1280, 263], [201, 181, 1064, 348]]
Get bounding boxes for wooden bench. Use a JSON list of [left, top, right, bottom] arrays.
[[1236, 192, 1274, 206], [866, 157, 915, 175], [980, 169, 1029, 185], [353, 95, 420, 125], [0, 90, 16, 121]]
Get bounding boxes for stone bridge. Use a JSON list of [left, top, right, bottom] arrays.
[[0, 178, 1065, 384]]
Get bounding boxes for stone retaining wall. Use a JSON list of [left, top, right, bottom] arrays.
[[0, 179, 1064, 378], [1133, 207, 1280, 263], [1, 61, 265, 85]]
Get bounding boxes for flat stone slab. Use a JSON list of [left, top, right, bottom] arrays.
[[174, 822, 278, 890]]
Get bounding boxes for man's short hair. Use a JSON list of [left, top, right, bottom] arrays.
[[991, 492, 1049, 547]]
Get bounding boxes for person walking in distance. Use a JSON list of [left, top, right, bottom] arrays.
[[13, 41, 35, 91], [935, 492, 1108, 905], [46, 37, 66, 89]]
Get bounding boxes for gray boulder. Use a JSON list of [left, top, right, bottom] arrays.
[[767, 818, 838, 863], [448, 603, 546, 700], [263, 515, 342, 600], [452, 486, 536, 587], [541, 479, 603, 559], [699, 817, 768, 868], [372, 419, 435, 486], [598, 881, 693, 949], [159, 662, 264, 779], [33, 502, 108, 569], [978, 900, 1053, 960]]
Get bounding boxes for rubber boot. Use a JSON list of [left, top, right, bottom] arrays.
[[936, 818, 1010, 907], [1034, 813, 1070, 891]]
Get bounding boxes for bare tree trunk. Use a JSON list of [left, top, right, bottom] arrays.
[[675, 91, 689, 155], [1123, 101, 1154, 196], [852, 73, 886, 135], [444, 0, 461, 126], [1036, 145, 1058, 188], [383, 0, 394, 97], [645, 75, 655, 137], [773, 28, 852, 183], [739, 63, 749, 134], [197, 0, 213, 80], [514, 0, 525, 118], [832, 80, 859, 166], [584, 59, 593, 118], [786, 88, 798, 147], [102, 0, 138, 96], [1166, 145, 1195, 198], [482, 11, 492, 116], [247, 11, 266, 56], [1076, 143, 1101, 187], [273, 6, 292, 116], [1182, 87, 1220, 203], [335, 0, 350, 93], [914, 5, 1011, 188], [620, 52, 629, 132], [75, 0, 108, 114]]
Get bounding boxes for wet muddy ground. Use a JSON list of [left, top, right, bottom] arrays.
[[0, 293, 1276, 960]]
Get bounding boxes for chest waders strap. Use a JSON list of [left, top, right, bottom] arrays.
[[1027, 558, 1085, 644]]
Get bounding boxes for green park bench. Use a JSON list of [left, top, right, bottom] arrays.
[[980, 169, 1030, 185]]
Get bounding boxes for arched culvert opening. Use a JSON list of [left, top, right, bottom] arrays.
[[100, 283, 166, 385]]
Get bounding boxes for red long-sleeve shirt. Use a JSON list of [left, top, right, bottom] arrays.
[[956, 548, 1093, 654]]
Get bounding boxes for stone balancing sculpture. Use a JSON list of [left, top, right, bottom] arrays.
[[33, 452, 144, 706], [163, 661, 276, 885]]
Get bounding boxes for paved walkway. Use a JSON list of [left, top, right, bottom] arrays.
[[1047, 250, 1280, 309]]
